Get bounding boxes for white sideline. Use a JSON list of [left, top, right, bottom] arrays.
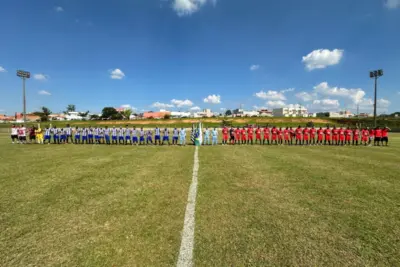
[[177, 146, 199, 267]]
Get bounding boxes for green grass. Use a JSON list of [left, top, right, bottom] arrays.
[[1, 133, 399, 266]]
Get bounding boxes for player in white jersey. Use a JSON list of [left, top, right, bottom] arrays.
[[65, 124, 72, 144], [162, 128, 170, 145], [110, 126, 117, 144], [44, 127, 52, 144], [18, 124, 27, 144], [52, 126, 60, 144], [94, 127, 100, 144], [87, 127, 94, 144], [132, 127, 138, 145], [212, 128, 218, 145], [146, 129, 153, 145], [11, 124, 19, 144], [82, 128, 88, 144], [74, 127, 81, 144], [172, 128, 179, 145], [179, 128, 186, 146], [118, 127, 125, 144], [103, 126, 110, 144], [139, 128, 145, 145], [125, 126, 131, 145], [154, 127, 161, 145], [204, 128, 211, 145]]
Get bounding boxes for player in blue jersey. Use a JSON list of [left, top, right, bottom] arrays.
[[212, 128, 218, 145], [139, 128, 145, 145], [132, 127, 138, 145], [81, 128, 88, 144], [74, 127, 81, 144], [204, 128, 211, 145], [44, 127, 51, 144], [125, 126, 131, 145], [162, 128, 170, 145], [52, 126, 60, 144], [179, 128, 186, 146], [87, 127, 94, 144], [146, 129, 153, 145], [154, 127, 161, 145], [172, 128, 179, 145]]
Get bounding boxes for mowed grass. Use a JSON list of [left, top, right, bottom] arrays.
[[0, 134, 194, 267], [195, 134, 400, 266]]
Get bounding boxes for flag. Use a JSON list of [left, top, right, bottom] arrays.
[[198, 122, 203, 146], [191, 124, 195, 143]]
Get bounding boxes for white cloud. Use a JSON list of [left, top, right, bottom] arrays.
[[250, 65, 260, 71], [54, 6, 64, 12], [171, 99, 193, 107], [120, 104, 136, 110], [0, 66, 6, 72], [354, 98, 391, 113], [151, 102, 174, 109], [308, 99, 340, 111], [190, 106, 201, 111], [267, 100, 286, 108], [280, 88, 295, 93], [302, 49, 344, 71], [38, 90, 51, 96], [253, 105, 268, 110], [385, 0, 400, 9], [220, 108, 226, 111], [109, 69, 125, 80], [255, 90, 286, 101], [33, 73, 49, 81], [203, 94, 221, 104], [314, 82, 365, 104], [173, 0, 215, 16], [296, 91, 315, 102]]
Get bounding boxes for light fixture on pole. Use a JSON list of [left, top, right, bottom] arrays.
[[369, 69, 383, 127], [16, 70, 31, 123]]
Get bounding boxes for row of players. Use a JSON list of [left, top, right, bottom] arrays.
[[11, 124, 390, 146]]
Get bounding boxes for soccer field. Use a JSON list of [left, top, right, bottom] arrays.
[[1, 134, 400, 266]]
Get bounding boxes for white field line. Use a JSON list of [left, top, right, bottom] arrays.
[[177, 146, 199, 267]]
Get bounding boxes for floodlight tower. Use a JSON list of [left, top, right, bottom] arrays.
[[369, 69, 383, 127], [16, 70, 31, 123]]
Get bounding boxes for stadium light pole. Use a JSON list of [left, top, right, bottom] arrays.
[[369, 69, 383, 127], [16, 70, 31, 123]]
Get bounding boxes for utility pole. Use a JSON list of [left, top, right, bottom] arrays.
[[17, 70, 31, 123], [369, 69, 383, 127]]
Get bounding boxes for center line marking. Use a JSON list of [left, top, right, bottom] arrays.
[[177, 146, 199, 267]]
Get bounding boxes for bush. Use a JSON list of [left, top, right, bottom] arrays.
[[306, 121, 314, 127], [164, 114, 171, 120]]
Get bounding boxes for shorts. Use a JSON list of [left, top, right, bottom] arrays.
[[147, 137, 153, 142], [346, 136, 351, 141], [155, 135, 161, 140], [362, 137, 368, 142], [95, 135, 99, 140], [105, 135, 110, 141], [230, 135, 235, 141], [11, 135, 18, 140], [75, 135, 80, 139], [318, 135, 323, 141], [256, 134, 261, 140], [132, 136, 138, 142], [119, 136, 124, 140], [140, 136, 145, 142], [173, 136, 178, 141], [332, 135, 338, 141], [296, 135, 301, 140], [272, 135, 277, 141], [284, 136, 289, 141], [45, 135, 51, 140], [60, 135, 66, 140], [163, 136, 169, 141], [303, 136, 309, 141], [325, 135, 331, 141], [223, 134, 228, 140], [125, 136, 131, 140], [112, 136, 117, 140], [54, 135, 59, 139], [339, 136, 345, 141], [381, 137, 388, 142], [88, 134, 93, 139], [19, 136, 27, 141], [248, 135, 254, 140], [374, 137, 381, 142], [82, 136, 88, 141], [241, 135, 247, 140]]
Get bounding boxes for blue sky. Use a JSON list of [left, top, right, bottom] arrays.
[[0, 0, 399, 115]]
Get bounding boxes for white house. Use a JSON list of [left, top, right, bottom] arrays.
[[171, 111, 191, 118], [273, 105, 308, 117], [233, 109, 259, 117], [65, 112, 86, 120]]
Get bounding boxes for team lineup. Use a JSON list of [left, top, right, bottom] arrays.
[[10, 124, 391, 146]]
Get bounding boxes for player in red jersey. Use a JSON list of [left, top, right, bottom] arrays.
[[222, 126, 229, 145], [277, 127, 283, 145], [255, 126, 262, 145], [338, 127, 345, 146], [310, 126, 316, 145], [317, 127, 324, 145], [270, 126, 277, 145], [263, 127, 270, 145], [381, 126, 390, 146], [374, 127, 382, 146], [295, 126, 302, 145], [289, 127, 295, 145], [283, 127, 290, 145], [324, 126, 332, 145], [235, 127, 241, 145], [344, 127, 352, 145], [352, 127, 360, 146], [302, 127, 310, 145], [247, 126, 254, 145], [241, 127, 247, 144], [332, 126, 339, 145], [368, 128, 375, 146], [361, 128, 369, 146]]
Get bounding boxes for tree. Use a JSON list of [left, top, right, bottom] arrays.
[[164, 114, 171, 120], [34, 106, 52, 121], [122, 109, 132, 120], [65, 104, 76, 113], [225, 110, 232, 116], [78, 111, 90, 118], [101, 107, 119, 120], [90, 114, 100, 120]]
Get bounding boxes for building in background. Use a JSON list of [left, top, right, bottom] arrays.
[[233, 109, 259, 117], [272, 105, 308, 117], [143, 110, 171, 119], [258, 109, 273, 117]]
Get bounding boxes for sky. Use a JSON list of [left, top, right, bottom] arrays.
[[0, 0, 399, 115]]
